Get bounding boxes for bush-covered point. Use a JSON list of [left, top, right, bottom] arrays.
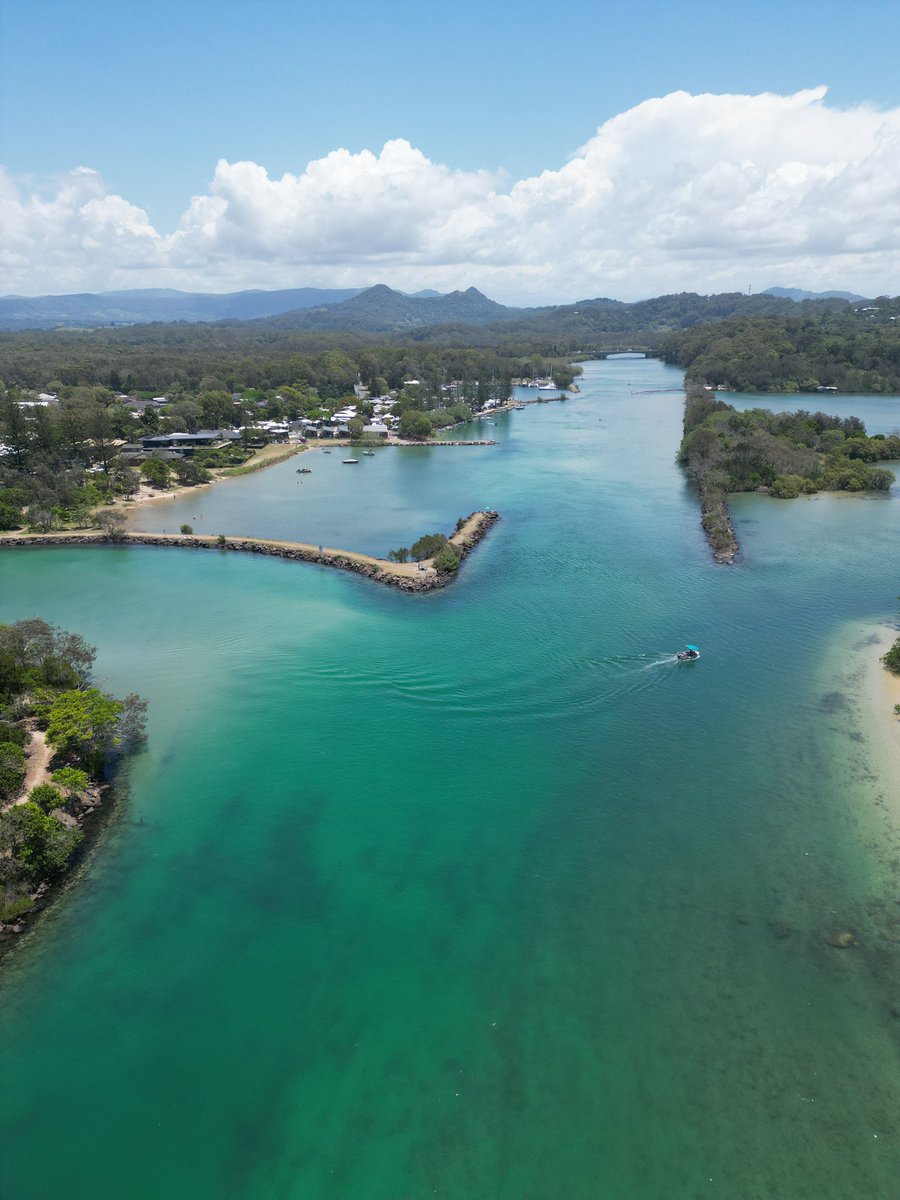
[[883, 637, 900, 676], [0, 803, 83, 878], [0, 618, 147, 917], [771, 474, 804, 499]]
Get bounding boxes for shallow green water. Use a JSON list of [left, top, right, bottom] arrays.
[[2, 358, 899, 1199]]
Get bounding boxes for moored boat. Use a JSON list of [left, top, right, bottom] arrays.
[[342, 458, 359, 464]]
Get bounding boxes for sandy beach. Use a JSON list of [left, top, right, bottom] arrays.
[[116, 435, 496, 521], [864, 624, 900, 788], [118, 441, 306, 517]]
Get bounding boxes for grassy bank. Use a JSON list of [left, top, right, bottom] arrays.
[[218, 443, 302, 476]]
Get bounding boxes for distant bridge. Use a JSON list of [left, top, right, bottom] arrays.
[[594, 348, 658, 359]]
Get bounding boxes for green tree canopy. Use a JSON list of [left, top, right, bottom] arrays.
[[46, 688, 123, 767], [51, 766, 90, 795], [0, 802, 82, 877], [140, 458, 172, 489], [410, 533, 449, 561], [29, 783, 64, 813], [398, 410, 433, 441], [0, 741, 27, 802]]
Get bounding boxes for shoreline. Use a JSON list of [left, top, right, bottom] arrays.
[[119, 440, 307, 514], [119, 436, 499, 518], [0, 776, 116, 962], [0, 511, 500, 593], [862, 625, 900, 802]]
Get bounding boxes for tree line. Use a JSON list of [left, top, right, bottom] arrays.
[[662, 301, 900, 394], [0, 329, 579, 398]]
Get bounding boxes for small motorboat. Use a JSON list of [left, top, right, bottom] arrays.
[[676, 645, 701, 661], [296, 467, 312, 474], [363, 450, 375, 456], [322, 449, 331, 454], [342, 458, 359, 464]]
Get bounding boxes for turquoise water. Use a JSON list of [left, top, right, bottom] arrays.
[[2, 358, 900, 1198], [128, 431, 503, 554]]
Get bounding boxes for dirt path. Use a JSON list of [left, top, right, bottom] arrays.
[[23, 729, 52, 794], [4, 729, 53, 810]]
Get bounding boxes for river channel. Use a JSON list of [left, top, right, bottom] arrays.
[[1, 357, 899, 1198]]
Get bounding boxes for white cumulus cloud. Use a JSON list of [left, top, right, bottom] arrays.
[[2, 88, 900, 302]]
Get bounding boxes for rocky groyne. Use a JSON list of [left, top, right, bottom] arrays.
[[0, 511, 501, 593], [396, 439, 498, 447], [698, 487, 739, 565]]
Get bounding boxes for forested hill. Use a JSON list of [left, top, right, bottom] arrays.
[[263, 285, 532, 331], [428, 290, 849, 348], [661, 300, 900, 393], [0, 290, 862, 391]]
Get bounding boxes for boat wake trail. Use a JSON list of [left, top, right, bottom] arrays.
[[574, 653, 683, 706], [641, 654, 680, 671]]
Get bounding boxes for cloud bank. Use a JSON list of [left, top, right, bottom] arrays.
[[3, 87, 900, 302]]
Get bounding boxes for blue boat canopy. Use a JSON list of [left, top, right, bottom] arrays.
[[685, 645, 699, 652]]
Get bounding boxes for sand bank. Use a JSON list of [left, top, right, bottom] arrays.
[[862, 625, 900, 791]]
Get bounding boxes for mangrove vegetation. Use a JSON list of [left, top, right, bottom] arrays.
[[679, 387, 898, 561]]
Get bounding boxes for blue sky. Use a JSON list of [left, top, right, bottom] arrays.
[[2, 0, 900, 301]]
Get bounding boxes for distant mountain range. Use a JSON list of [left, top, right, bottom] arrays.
[[0, 282, 873, 336], [762, 286, 867, 303], [0, 286, 370, 330]]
